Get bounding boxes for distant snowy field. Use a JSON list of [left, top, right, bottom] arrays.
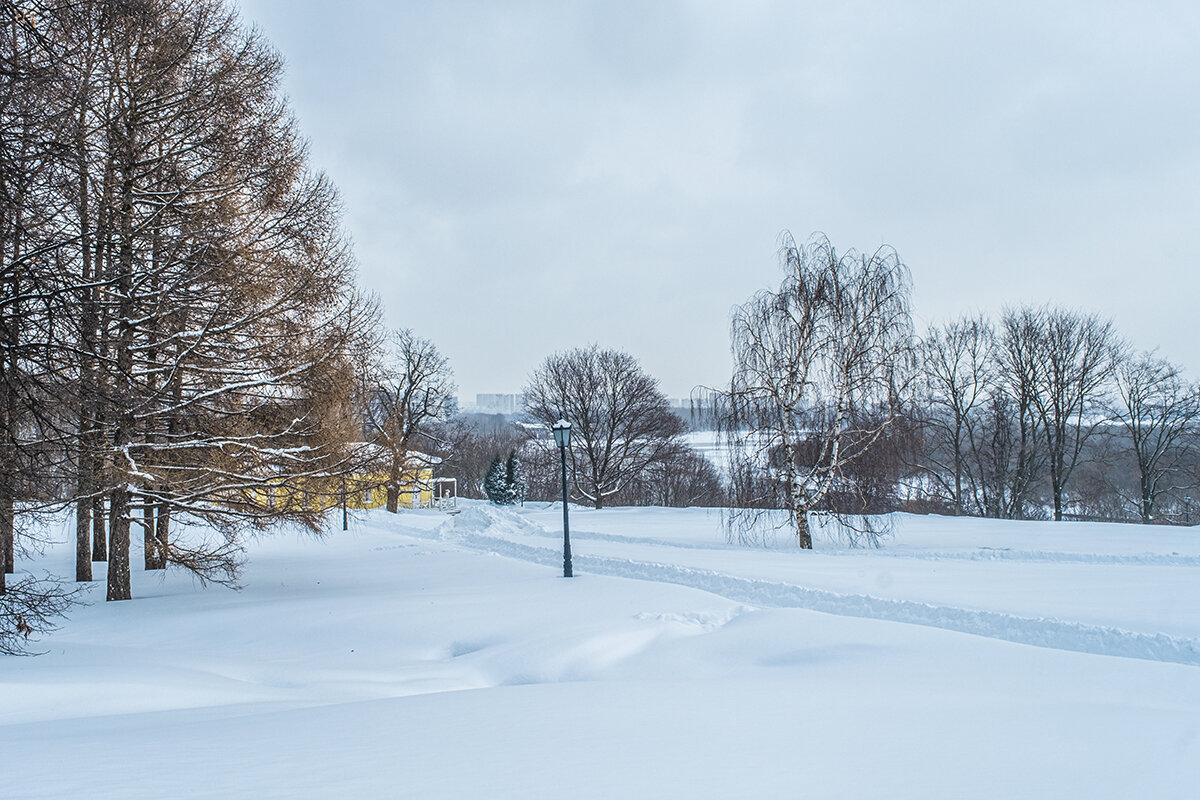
[[3, 503, 1199, 798]]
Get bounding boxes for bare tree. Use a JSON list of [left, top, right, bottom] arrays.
[[916, 315, 996, 514], [0, 575, 81, 656], [1001, 306, 1121, 521], [0, 1, 85, 623], [362, 329, 455, 513], [524, 345, 683, 509], [1111, 351, 1200, 523], [720, 233, 914, 548], [993, 307, 1052, 518], [435, 418, 532, 499], [630, 441, 724, 508]]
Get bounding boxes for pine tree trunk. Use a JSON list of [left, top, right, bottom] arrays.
[[0, 376, 12, 577], [3, 200, 21, 578], [91, 494, 107, 561], [91, 382, 108, 563], [75, 497, 92, 582], [106, 487, 131, 601], [0, 490, 10, 594], [77, 387, 96, 577], [106, 138, 136, 601], [142, 495, 156, 570], [1, 497, 12, 575], [153, 500, 170, 570], [1, 477, 12, 575], [76, 94, 96, 584]]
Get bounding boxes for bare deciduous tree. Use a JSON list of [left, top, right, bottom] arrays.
[[362, 329, 455, 513], [1111, 351, 1200, 523], [995, 307, 1050, 518], [0, 575, 81, 656], [916, 315, 996, 514], [633, 441, 724, 508], [1001, 306, 1121, 521], [720, 233, 914, 548], [524, 345, 682, 509]]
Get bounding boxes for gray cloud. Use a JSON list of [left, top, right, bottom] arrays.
[[240, 0, 1200, 400]]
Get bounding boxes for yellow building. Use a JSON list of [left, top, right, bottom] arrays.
[[349, 465, 435, 510], [249, 450, 456, 513]]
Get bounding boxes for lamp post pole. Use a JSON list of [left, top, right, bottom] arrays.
[[553, 419, 573, 578]]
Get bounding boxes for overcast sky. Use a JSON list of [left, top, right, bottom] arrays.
[[237, 0, 1200, 402]]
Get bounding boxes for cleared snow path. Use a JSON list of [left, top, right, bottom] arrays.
[[513, 521, 1200, 567], [422, 507, 1200, 667]]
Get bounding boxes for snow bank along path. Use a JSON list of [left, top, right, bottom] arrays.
[[424, 506, 1200, 667]]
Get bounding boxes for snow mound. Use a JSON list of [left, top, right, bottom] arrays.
[[434, 504, 547, 542]]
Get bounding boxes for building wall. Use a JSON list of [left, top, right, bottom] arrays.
[[475, 393, 527, 415], [251, 469, 435, 512]]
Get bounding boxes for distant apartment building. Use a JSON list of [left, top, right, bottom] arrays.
[[667, 395, 719, 412], [667, 395, 721, 430], [475, 393, 527, 415]]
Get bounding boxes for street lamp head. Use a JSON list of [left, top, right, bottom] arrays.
[[552, 418, 572, 448]]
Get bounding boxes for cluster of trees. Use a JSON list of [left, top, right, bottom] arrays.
[[4, 0, 1192, 645], [0, 0, 466, 652], [484, 451, 526, 506], [720, 233, 1200, 548], [913, 309, 1199, 525], [437, 346, 724, 510], [435, 237, 1197, 556]]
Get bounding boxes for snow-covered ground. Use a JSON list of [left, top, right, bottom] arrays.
[[681, 430, 727, 470], [2, 503, 1198, 798]]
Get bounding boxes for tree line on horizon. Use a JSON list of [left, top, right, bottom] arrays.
[[716, 233, 1200, 547], [447, 233, 1199, 553]]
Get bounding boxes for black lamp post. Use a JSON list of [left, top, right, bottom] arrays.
[[552, 418, 573, 578]]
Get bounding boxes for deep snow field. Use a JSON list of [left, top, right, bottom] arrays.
[[2, 503, 1199, 799]]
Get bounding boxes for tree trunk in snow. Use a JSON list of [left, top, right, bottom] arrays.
[[91, 495, 107, 562], [153, 501, 170, 570], [0, 492, 9, 593], [106, 486, 131, 601], [142, 496, 157, 571], [75, 496, 92, 582], [1, 494, 12, 575], [796, 509, 813, 550]]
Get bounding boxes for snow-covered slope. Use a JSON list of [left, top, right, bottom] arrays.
[[2, 504, 1198, 798]]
